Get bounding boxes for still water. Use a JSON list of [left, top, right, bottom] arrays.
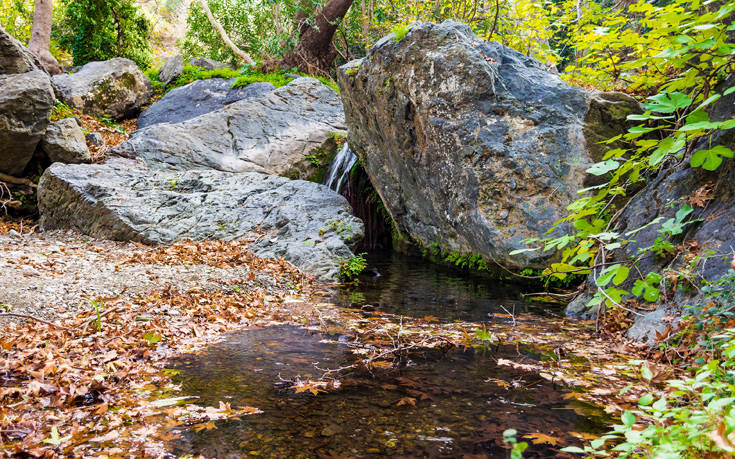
[[168, 252, 609, 458]]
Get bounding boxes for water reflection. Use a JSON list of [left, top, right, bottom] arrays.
[[169, 326, 609, 458]]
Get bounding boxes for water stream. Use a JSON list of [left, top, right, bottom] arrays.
[[167, 252, 610, 458], [325, 143, 359, 192]]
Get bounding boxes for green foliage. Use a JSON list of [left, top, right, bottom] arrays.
[[503, 429, 528, 459], [171, 64, 241, 89], [515, 0, 735, 313], [566, 329, 735, 457], [391, 23, 411, 42], [181, 0, 305, 66], [339, 253, 367, 282], [90, 299, 102, 332], [50, 101, 75, 122], [57, 0, 153, 68], [232, 71, 293, 89]]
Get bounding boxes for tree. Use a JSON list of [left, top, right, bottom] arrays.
[[28, 0, 61, 74], [277, 0, 356, 75], [197, 0, 254, 66]]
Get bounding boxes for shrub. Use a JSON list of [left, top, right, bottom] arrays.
[[56, 0, 153, 69]]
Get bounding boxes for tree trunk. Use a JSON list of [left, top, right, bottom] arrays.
[[278, 0, 356, 75], [28, 0, 61, 74], [198, 0, 255, 66]]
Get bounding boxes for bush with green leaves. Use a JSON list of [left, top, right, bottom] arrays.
[[565, 328, 735, 457], [56, 0, 153, 68], [339, 253, 367, 282], [512, 0, 735, 314]]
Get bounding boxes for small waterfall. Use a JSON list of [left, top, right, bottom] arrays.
[[325, 143, 358, 192]]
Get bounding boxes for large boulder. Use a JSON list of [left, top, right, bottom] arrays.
[[38, 159, 364, 279], [52, 58, 152, 119], [113, 77, 346, 180], [158, 55, 184, 86], [40, 117, 91, 164], [136, 78, 275, 129], [337, 21, 638, 269], [0, 70, 55, 175], [0, 26, 43, 75]]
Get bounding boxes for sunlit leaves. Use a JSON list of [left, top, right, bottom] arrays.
[[586, 159, 619, 176], [690, 145, 734, 170], [642, 92, 692, 113]]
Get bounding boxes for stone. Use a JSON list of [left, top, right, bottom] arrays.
[[51, 58, 152, 119], [189, 57, 231, 70], [86, 132, 104, 146], [337, 21, 639, 270], [37, 158, 364, 280], [0, 70, 55, 175], [40, 117, 91, 164], [158, 55, 184, 86], [136, 78, 274, 129], [114, 78, 346, 179], [0, 25, 43, 75]]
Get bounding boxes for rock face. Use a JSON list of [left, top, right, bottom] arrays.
[[189, 57, 230, 70], [40, 118, 91, 164], [38, 159, 363, 279], [52, 58, 152, 118], [158, 55, 184, 86], [0, 26, 43, 74], [136, 78, 274, 129], [0, 70, 55, 174], [337, 21, 638, 269], [114, 78, 346, 179]]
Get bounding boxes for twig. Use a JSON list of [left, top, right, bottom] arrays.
[[0, 313, 70, 331]]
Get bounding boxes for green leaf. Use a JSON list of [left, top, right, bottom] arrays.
[[560, 446, 586, 453], [691, 145, 734, 170], [597, 264, 623, 287], [42, 426, 71, 446], [638, 393, 653, 406], [621, 410, 636, 427], [641, 366, 653, 381], [642, 92, 692, 113], [613, 266, 630, 286], [649, 135, 685, 166], [587, 159, 619, 176], [144, 332, 162, 344], [724, 86, 735, 96]]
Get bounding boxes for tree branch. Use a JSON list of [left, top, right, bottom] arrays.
[[197, 0, 255, 67]]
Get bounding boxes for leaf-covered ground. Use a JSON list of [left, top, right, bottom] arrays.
[[0, 225, 678, 457]]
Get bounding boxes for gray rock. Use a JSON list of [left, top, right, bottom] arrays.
[[0, 25, 43, 75], [52, 58, 152, 119], [40, 117, 91, 164], [337, 21, 638, 270], [114, 77, 346, 180], [158, 55, 184, 86], [136, 78, 274, 129], [0, 69, 55, 175], [86, 132, 104, 146], [189, 57, 231, 70], [37, 159, 364, 280]]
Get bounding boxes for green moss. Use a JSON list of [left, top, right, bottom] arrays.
[[391, 24, 411, 42], [304, 136, 341, 183], [171, 65, 241, 90], [232, 71, 294, 89]]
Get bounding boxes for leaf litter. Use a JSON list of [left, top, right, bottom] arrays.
[[0, 226, 682, 456]]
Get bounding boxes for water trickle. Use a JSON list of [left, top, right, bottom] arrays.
[[325, 143, 358, 192]]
